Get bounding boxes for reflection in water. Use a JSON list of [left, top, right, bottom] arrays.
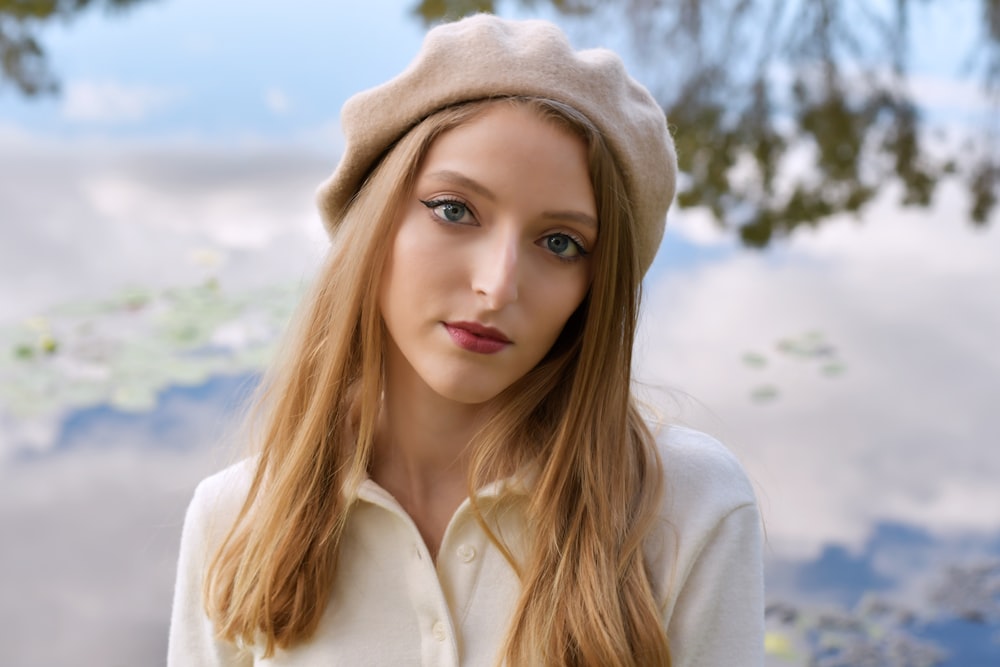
[[3, 376, 998, 665], [2, 185, 998, 664], [765, 522, 1000, 666], [0, 376, 254, 666], [10, 0, 995, 238], [1, 1, 999, 665], [0, 0, 160, 96], [742, 330, 847, 404], [0, 279, 299, 449], [414, 0, 999, 245]]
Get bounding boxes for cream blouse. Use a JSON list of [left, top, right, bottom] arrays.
[[168, 425, 764, 666]]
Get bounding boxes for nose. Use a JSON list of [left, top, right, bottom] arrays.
[[472, 227, 520, 309]]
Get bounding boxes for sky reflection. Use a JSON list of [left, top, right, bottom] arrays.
[[644, 187, 1000, 557], [1, 0, 997, 665]]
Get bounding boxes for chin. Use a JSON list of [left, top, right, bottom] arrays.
[[426, 375, 513, 407], [435, 385, 504, 406]]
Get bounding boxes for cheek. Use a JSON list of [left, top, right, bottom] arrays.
[[380, 219, 463, 323], [382, 220, 425, 291], [531, 277, 590, 343], [388, 218, 458, 278]]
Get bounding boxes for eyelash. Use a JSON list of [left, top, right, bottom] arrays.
[[546, 232, 589, 263], [420, 198, 475, 225], [419, 197, 591, 262]]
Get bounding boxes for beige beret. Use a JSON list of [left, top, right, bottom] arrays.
[[316, 13, 676, 275]]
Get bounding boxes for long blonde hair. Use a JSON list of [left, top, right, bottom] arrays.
[[205, 96, 670, 666]]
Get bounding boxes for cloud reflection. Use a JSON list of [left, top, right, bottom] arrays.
[[0, 127, 331, 323], [2, 121, 998, 557], [0, 376, 251, 666], [61, 80, 185, 124], [1, 115, 998, 665], [640, 182, 1000, 556]]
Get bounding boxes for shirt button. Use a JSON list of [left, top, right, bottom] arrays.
[[456, 544, 476, 563], [432, 621, 447, 642]]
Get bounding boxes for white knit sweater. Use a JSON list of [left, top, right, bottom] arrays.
[[168, 425, 764, 666]]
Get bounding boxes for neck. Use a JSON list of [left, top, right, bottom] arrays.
[[371, 340, 496, 501], [373, 384, 484, 493], [371, 348, 493, 558]]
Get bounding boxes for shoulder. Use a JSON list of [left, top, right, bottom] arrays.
[[190, 458, 257, 516], [646, 423, 760, 555], [192, 457, 257, 504], [652, 423, 757, 512], [180, 458, 258, 558], [170, 459, 259, 666], [645, 425, 766, 662]]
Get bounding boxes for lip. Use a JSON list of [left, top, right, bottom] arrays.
[[443, 321, 512, 354]]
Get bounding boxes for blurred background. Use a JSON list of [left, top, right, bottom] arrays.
[[1, 0, 997, 664]]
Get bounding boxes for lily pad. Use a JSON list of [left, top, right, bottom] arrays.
[[0, 278, 304, 449]]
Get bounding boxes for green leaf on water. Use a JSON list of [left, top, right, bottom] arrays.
[[821, 362, 846, 377], [751, 384, 779, 403], [13, 343, 34, 360]]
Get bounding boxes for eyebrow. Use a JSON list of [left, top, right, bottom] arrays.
[[540, 209, 598, 229], [426, 170, 497, 201], [425, 169, 598, 229]]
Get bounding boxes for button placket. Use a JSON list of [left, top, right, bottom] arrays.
[[431, 620, 448, 642], [406, 539, 459, 666], [356, 479, 460, 666], [436, 512, 491, 644], [456, 543, 476, 563]]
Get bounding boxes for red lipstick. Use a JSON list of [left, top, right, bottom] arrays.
[[444, 321, 512, 354]]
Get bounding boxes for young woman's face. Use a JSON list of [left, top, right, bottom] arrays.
[[379, 104, 597, 406]]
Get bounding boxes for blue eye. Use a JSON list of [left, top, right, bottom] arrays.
[[544, 233, 585, 259], [421, 198, 471, 224]]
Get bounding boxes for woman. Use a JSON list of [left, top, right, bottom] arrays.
[[169, 14, 763, 667]]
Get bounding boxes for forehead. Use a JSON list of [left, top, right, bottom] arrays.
[[416, 103, 597, 215]]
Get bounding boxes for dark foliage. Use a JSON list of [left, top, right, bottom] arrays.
[[414, 0, 1000, 244], [0, 0, 156, 95]]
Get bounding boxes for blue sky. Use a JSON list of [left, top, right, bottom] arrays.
[[2, 0, 428, 138], [3, 0, 987, 140]]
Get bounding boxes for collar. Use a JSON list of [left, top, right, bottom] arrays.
[[351, 461, 539, 512]]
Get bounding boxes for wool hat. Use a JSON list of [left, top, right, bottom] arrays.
[[316, 13, 677, 275]]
